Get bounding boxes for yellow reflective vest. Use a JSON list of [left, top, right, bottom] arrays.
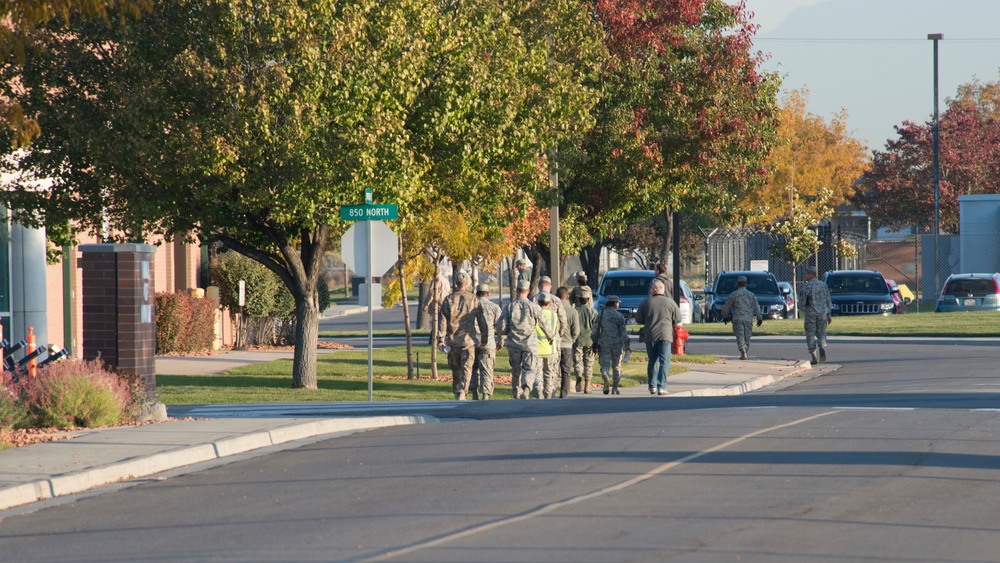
[[536, 308, 558, 356]]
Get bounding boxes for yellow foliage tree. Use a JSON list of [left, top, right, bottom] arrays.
[[749, 89, 870, 224]]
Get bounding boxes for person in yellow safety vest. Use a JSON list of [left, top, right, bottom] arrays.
[[535, 292, 561, 399]]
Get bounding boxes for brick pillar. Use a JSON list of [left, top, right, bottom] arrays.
[[79, 243, 157, 392]]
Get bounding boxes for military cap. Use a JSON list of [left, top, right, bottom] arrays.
[[456, 271, 471, 284], [516, 259, 527, 267], [475, 284, 489, 294], [517, 279, 531, 291], [539, 275, 551, 284], [737, 275, 747, 283], [806, 266, 818, 275], [606, 295, 620, 304], [575, 270, 587, 279], [578, 286, 593, 297], [538, 291, 552, 303]]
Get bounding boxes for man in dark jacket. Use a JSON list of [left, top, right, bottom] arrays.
[[635, 278, 683, 395]]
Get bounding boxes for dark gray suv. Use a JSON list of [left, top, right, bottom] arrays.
[[705, 271, 788, 322], [824, 270, 896, 316]]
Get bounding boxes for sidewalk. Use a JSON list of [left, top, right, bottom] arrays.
[[1, 353, 826, 512]]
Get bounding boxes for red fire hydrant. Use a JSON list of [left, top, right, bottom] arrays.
[[672, 325, 689, 356]]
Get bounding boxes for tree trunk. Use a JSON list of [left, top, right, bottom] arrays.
[[507, 256, 517, 300], [416, 282, 429, 329], [429, 255, 441, 380], [399, 235, 415, 380], [579, 244, 602, 292], [291, 287, 319, 389], [217, 226, 328, 391], [659, 209, 671, 266]]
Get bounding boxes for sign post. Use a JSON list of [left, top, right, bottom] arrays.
[[340, 196, 399, 401]]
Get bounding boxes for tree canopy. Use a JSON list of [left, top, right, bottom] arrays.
[[2, 0, 605, 388], [748, 89, 869, 224], [852, 76, 1000, 234]]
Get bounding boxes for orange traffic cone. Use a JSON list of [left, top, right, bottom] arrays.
[[26, 327, 37, 377]]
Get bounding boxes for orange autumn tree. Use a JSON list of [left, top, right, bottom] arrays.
[[749, 89, 870, 224]]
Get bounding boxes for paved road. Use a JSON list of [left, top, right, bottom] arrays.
[[2, 340, 999, 562]]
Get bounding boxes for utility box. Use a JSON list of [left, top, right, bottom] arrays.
[[78, 243, 157, 393]]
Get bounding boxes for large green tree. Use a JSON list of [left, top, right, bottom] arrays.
[[3, 0, 603, 388], [564, 0, 781, 281]]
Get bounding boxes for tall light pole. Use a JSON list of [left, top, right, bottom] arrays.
[[549, 146, 560, 284], [928, 33, 942, 296]]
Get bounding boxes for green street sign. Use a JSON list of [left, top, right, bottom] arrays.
[[340, 204, 398, 222]]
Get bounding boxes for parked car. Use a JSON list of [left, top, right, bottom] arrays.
[[594, 270, 699, 324], [777, 282, 796, 318], [935, 273, 1000, 312], [885, 279, 907, 314], [704, 271, 788, 322], [824, 270, 897, 315]]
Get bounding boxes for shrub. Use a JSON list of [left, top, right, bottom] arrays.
[[177, 295, 217, 353], [156, 292, 217, 354], [0, 378, 29, 430], [317, 275, 331, 312], [156, 292, 186, 354], [12, 360, 136, 429]]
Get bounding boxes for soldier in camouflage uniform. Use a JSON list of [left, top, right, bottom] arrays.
[[439, 272, 490, 400], [721, 275, 762, 360], [570, 271, 589, 305], [556, 286, 580, 398], [470, 284, 503, 400], [498, 279, 554, 399], [536, 292, 561, 398], [573, 286, 598, 393], [591, 295, 630, 395], [798, 266, 833, 364]]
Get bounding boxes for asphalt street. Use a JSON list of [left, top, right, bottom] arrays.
[[1, 339, 998, 562]]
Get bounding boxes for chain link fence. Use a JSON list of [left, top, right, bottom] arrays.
[[702, 225, 866, 287]]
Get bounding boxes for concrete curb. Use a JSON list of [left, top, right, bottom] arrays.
[[667, 360, 815, 398], [0, 415, 437, 512]]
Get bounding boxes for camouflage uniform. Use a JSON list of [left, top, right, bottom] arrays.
[[574, 300, 598, 393], [591, 304, 629, 394], [498, 296, 554, 399], [439, 288, 489, 399], [799, 277, 833, 357], [559, 298, 580, 398], [471, 295, 503, 400], [721, 286, 762, 357]]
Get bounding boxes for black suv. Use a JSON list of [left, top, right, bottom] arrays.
[[705, 271, 789, 322], [824, 270, 896, 316]]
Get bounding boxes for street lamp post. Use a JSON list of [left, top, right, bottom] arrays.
[[928, 33, 942, 297]]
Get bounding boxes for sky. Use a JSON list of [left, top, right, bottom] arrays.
[[741, 0, 1000, 151]]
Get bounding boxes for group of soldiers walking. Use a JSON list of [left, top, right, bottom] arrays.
[[438, 268, 628, 400], [439, 263, 835, 401], [720, 266, 833, 364]]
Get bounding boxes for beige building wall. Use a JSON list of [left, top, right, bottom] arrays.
[[43, 235, 206, 358]]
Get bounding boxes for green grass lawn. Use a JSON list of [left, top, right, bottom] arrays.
[[157, 346, 706, 404], [679, 310, 1000, 337]]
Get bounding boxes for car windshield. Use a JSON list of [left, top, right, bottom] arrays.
[[827, 274, 889, 295], [600, 276, 652, 296], [716, 276, 778, 296], [944, 278, 997, 297]]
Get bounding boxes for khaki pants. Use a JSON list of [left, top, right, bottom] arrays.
[[598, 345, 624, 385], [447, 345, 475, 396], [471, 346, 496, 397], [573, 345, 596, 386], [507, 347, 538, 398], [732, 320, 753, 350], [540, 353, 559, 398], [804, 314, 828, 352]]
